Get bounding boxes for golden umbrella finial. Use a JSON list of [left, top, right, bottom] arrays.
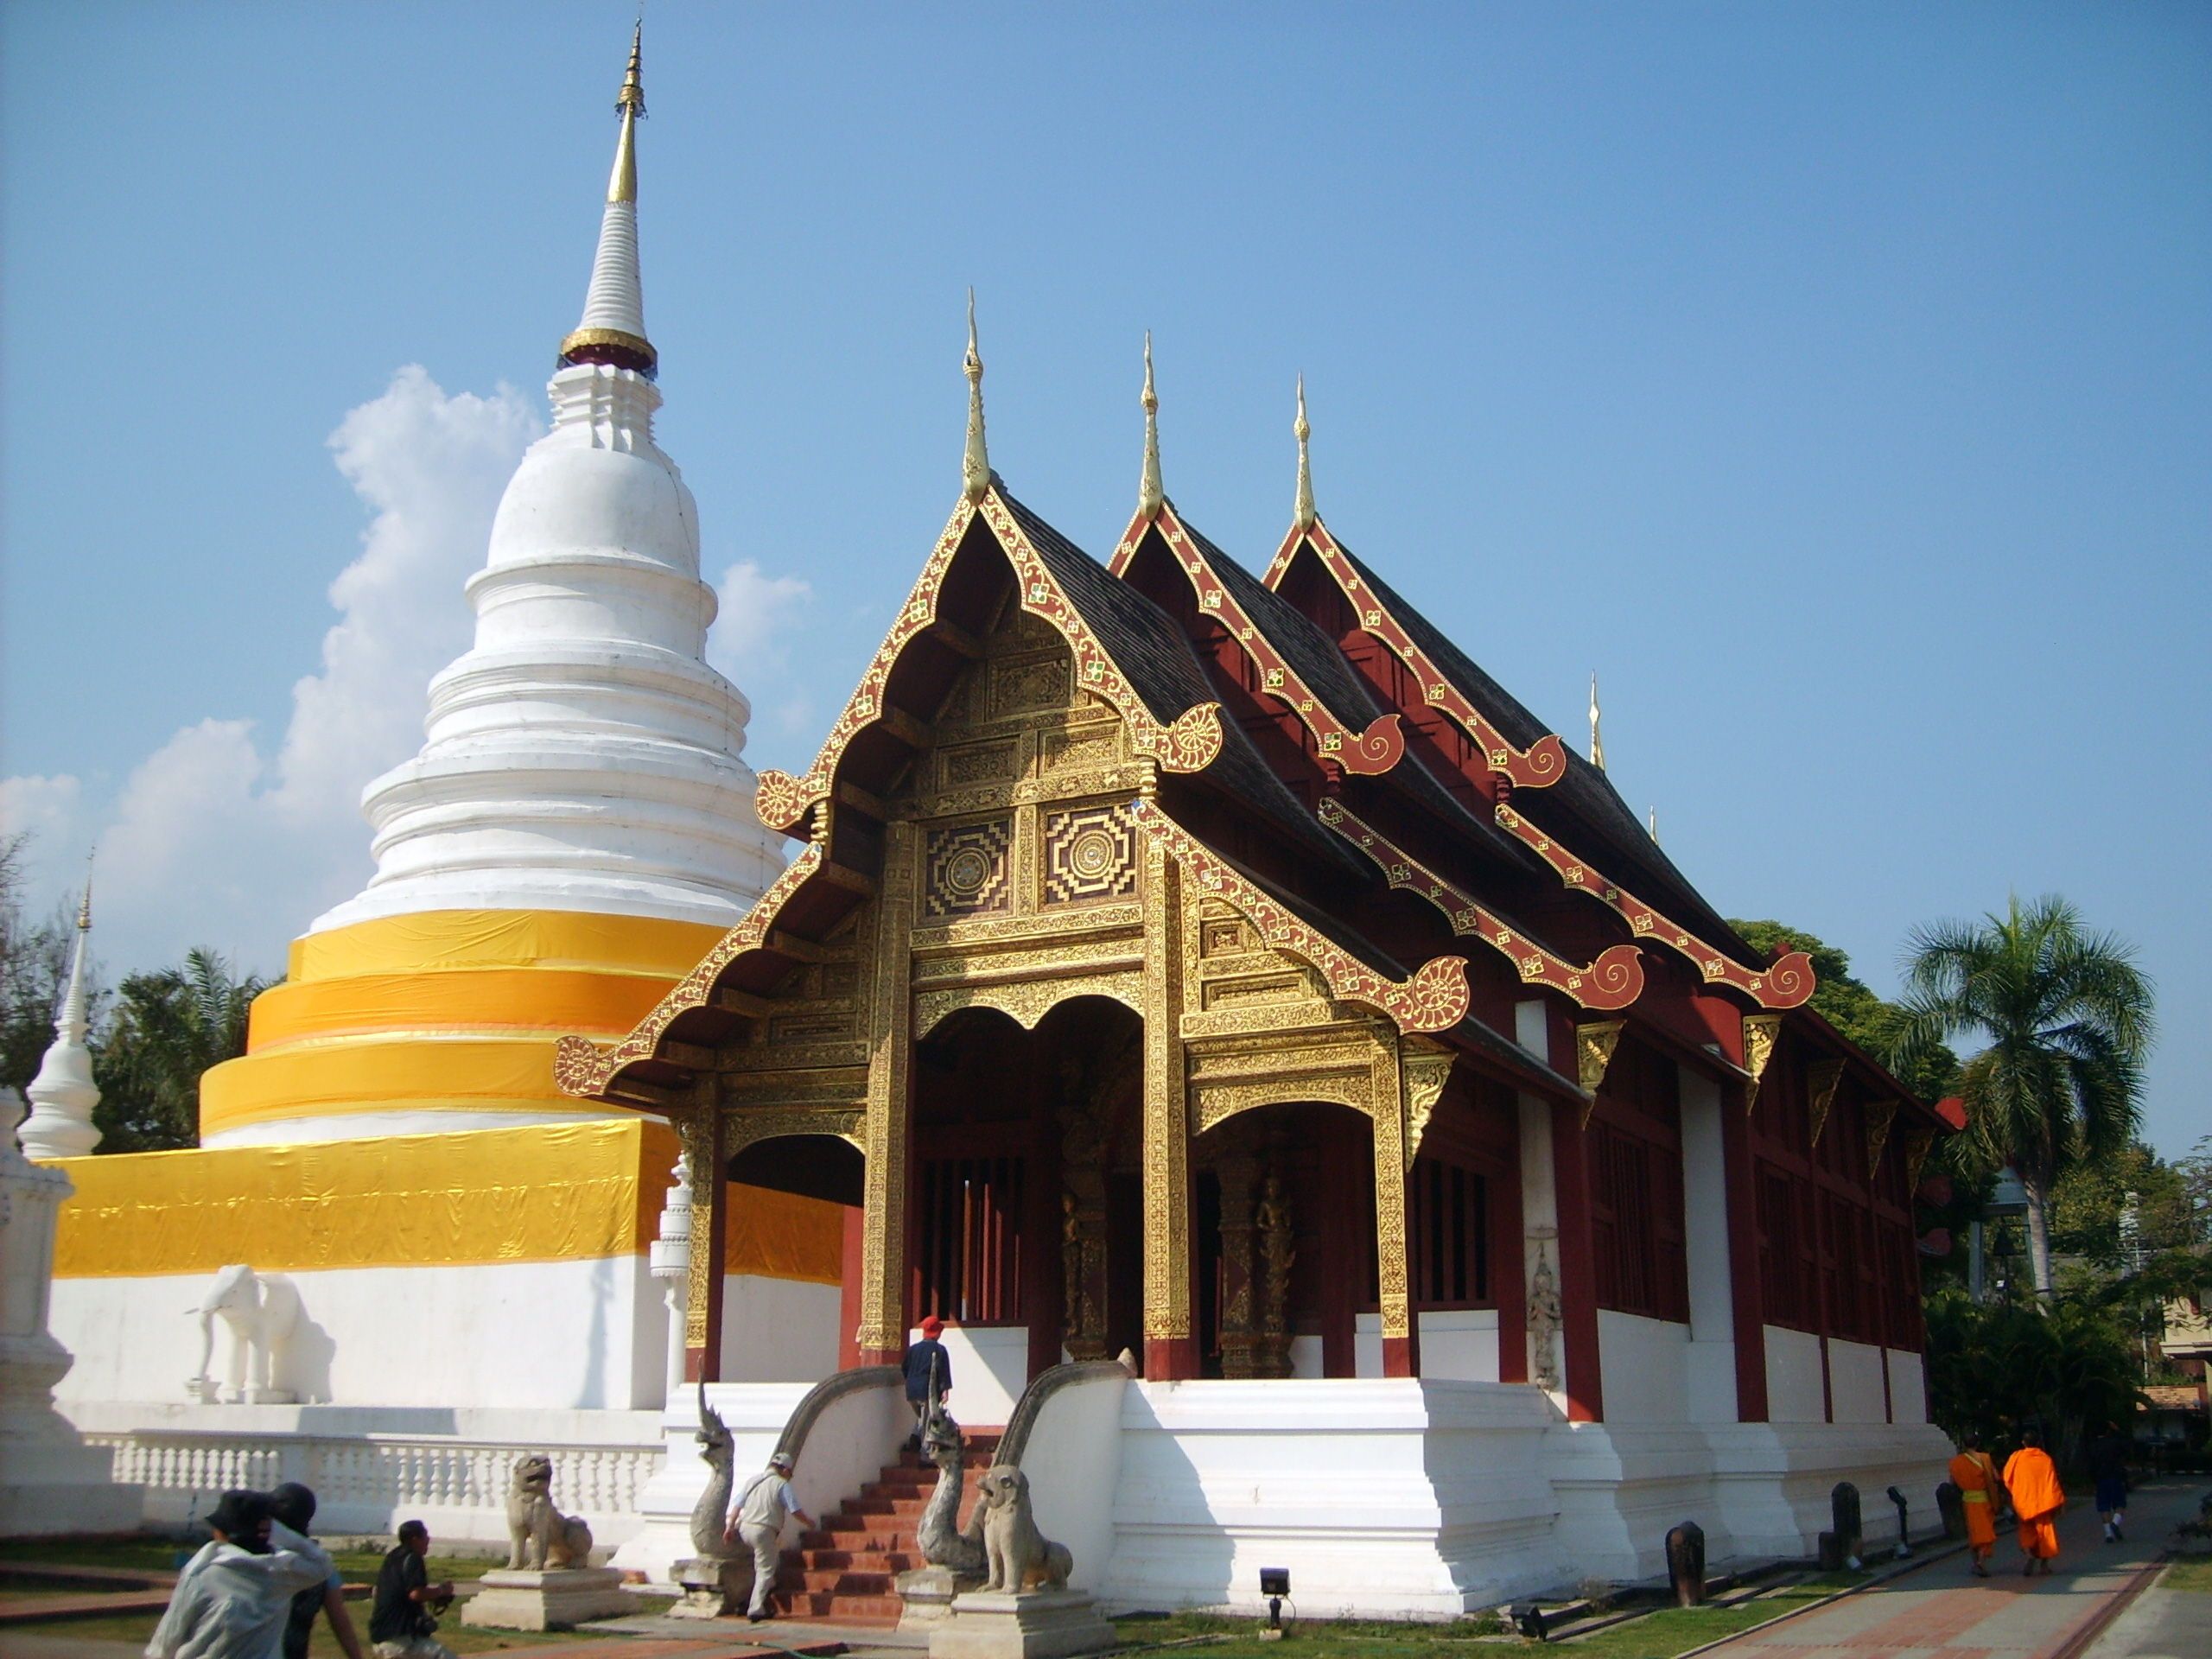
[[1293, 374, 1316, 531], [1137, 332, 1164, 519], [608, 21, 645, 204], [962, 289, 990, 503], [77, 849, 93, 931]]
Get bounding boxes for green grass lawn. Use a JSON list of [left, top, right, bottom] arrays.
[[0, 1538, 502, 1589], [2163, 1557, 2212, 1592], [1107, 1581, 1841, 1659]]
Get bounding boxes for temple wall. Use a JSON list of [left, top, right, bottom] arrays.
[[718, 1274, 842, 1382], [52, 1255, 665, 1412], [1827, 1338, 1890, 1425], [1764, 1324, 1827, 1423], [1887, 1347, 1928, 1424], [1596, 1310, 1690, 1423], [926, 1323, 1028, 1426]]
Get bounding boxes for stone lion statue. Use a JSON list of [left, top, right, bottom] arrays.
[[976, 1466, 1071, 1593], [505, 1454, 594, 1570]]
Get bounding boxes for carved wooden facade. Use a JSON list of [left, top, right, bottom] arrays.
[[557, 478, 1955, 1405]]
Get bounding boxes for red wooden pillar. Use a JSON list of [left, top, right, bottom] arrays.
[[837, 1204, 867, 1373], [1721, 1085, 1770, 1421], [1549, 1099, 1604, 1422]]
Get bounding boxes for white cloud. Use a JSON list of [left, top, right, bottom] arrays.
[[1, 367, 537, 976]]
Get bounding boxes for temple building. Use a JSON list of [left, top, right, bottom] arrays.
[[35, 28, 1956, 1613]]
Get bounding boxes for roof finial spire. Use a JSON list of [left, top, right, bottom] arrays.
[[962, 289, 990, 503], [1293, 375, 1316, 531], [77, 849, 92, 931], [558, 23, 657, 377], [1137, 332, 1164, 519], [1647, 805, 1659, 843], [1588, 672, 1605, 771]]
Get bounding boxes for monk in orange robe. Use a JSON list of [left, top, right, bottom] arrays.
[[2003, 1427, 2065, 1575], [1948, 1430, 2004, 1576]]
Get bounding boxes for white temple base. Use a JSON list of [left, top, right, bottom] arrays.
[[0, 1434, 141, 1536], [462, 1567, 633, 1630], [930, 1591, 1118, 1659]]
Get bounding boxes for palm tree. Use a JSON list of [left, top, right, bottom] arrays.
[[1897, 895, 2153, 1300], [95, 948, 270, 1152]]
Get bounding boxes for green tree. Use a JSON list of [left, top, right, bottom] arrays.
[[1730, 918, 1960, 1100], [1897, 895, 2155, 1300], [1923, 1287, 2143, 1469], [94, 950, 268, 1153]]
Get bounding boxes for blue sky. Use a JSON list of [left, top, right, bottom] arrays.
[[3, 2, 2206, 1157]]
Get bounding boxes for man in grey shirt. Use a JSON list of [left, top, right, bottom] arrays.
[[727, 1451, 815, 1623]]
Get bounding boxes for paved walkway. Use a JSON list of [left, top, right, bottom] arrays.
[[1709, 1483, 2209, 1659], [2080, 1561, 2212, 1659]]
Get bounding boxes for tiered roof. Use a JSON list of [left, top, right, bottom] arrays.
[[558, 338, 1937, 1139]]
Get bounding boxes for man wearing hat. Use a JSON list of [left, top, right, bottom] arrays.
[[148, 1490, 335, 1659], [727, 1451, 815, 1624], [269, 1484, 367, 1659], [902, 1316, 953, 1448]]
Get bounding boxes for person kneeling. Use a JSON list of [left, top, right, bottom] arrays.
[[369, 1522, 456, 1659]]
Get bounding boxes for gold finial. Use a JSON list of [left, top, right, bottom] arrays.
[[1293, 375, 1316, 531], [1588, 672, 1605, 771], [1137, 331, 1163, 519], [962, 289, 990, 503], [608, 22, 645, 204], [76, 849, 92, 931]]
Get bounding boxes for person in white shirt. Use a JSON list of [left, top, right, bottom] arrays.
[[727, 1451, 814, 1624], [147, 1491, 335, 1659]]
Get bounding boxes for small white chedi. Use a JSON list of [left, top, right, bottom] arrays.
[[0, 1087, 139, 1535], [18, 887, 100, 1162]]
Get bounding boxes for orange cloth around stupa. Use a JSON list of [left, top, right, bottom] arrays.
[[2004, 1445, 2065, 1559], [1948, 1449, 2002, 1549]]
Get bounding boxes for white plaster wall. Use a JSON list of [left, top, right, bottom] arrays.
[[1106, 1378, 1568, 1618], [785, 1378, 908, 1536], [1288, 1335, 1324, 1378], [1704, 1420, 1955, 1563], [1676, 1067, 1740, 1423], [1545, 1420, 1724, 1580], [51, 1255, 662, 1411], [1014, 1369, 1128, 1593], [206, 1108, 623, 1149], [1887, 1348, 1928, 1425], [1764, 1325, 1827, 1424], [720, 1274, 840, 1382], [1827, 1338, 1889, 1425], [1597, 1311, 1690, 1425], [1417, 1310, 1500, 1382], [925, 1324, 1027, 1426]]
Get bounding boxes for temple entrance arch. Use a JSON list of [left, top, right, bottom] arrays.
[[911, 994, 1145, 1418], [1192, 1098, 1376, 1378], [713, 1124, 865, 1381]]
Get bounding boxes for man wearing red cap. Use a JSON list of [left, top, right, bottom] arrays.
[[903, 1316, 953, 1447]]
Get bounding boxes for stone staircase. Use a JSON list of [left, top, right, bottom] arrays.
[[769, 1428, 1002, 1622]]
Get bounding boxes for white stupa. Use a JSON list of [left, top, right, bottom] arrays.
[[200, 31, 785, 1147], [316, 29, 782, 932], [19, 884, 100, 1162]]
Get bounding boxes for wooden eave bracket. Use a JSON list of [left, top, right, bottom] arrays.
[[1806, 1058, 1847, 1147], [1575, 1020, 1625, 1128], [1113, 507, 1404, 775]]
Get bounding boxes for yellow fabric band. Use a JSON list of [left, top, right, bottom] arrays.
[[200, 1037, 595, 1134], [1961, 1491, 1989, 1503], [52, 1117, 844, 1285], [285, 910, 727, 983], [246, 969, 677, 1052]]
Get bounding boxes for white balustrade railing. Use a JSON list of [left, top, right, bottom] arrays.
[[80, 1427, 664, 1545]]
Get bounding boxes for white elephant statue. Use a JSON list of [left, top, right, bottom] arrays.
[[188, 1264, 303, 1403]]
